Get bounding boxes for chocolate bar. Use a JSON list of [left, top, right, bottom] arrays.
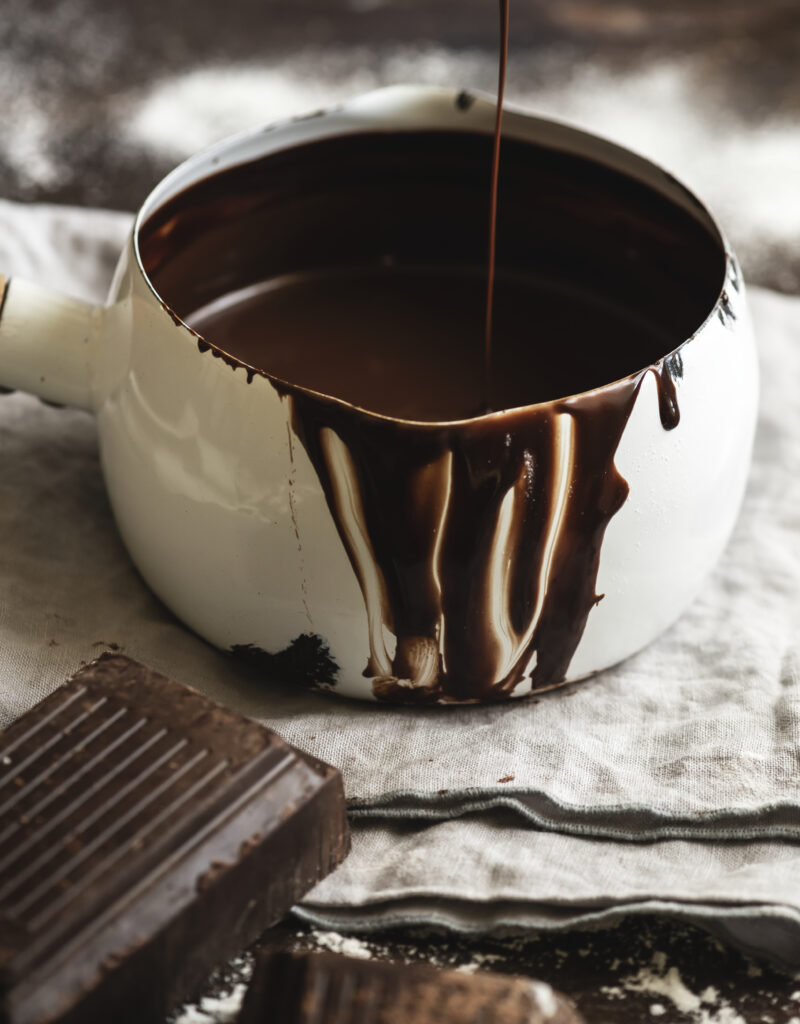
[[238, 950, 584, 1024], [0, 655, 349, 1024]]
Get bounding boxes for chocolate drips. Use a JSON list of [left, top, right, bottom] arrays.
[[653, 351, 683, 430], [277, 374, 645, 703]]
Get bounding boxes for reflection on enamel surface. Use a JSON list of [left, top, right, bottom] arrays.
[[521, 413, 575, 679], [486, 415, 574, 687], [487, 482, 519, 683], [320, 426, 394, 678], [428, 451, 453, 674]]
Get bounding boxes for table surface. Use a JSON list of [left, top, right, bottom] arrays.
[[4, 2, 800, 1020], [191, 915, 800, 1024]]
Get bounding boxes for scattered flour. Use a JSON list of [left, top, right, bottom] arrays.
[[306, 929, 518, 974], [602, 951, 747, 1024], [170, 936, 763, 1022], [309, 929, 375, 960], [466, 950, 505, 967], [170, 955, 253, 1024], [171, 983, 248, 1024]]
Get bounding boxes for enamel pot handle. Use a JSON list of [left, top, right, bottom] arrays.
[[0, 275, 100, 411]]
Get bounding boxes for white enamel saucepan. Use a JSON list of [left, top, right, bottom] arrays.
[[0, 86, 758, 704]]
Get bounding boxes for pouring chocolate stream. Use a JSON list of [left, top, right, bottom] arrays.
[[484, 0, 510, 411]]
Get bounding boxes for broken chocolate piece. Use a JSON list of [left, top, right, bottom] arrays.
[[238, 950, 584, 1024], [0, 654, 349, 1024]]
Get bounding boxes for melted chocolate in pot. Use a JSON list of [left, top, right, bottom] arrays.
[[187, 267, 680, 422], [139, 38, 724, 701]]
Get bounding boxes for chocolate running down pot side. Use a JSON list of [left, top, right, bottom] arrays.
[[280, 376, 646, 703]]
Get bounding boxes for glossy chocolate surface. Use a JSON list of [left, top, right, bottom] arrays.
[[140, 128, 723, 422], [185, 266, 685, 422]]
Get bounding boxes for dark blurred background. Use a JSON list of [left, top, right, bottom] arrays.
[[2, 0, 799, 289]]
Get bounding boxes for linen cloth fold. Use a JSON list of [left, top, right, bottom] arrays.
[[1, 200, 800, 964]]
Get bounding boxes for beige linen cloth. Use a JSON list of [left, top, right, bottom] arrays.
[[2, 199, 800, 965]]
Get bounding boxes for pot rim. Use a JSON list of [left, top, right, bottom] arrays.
[[131, 83, 738, 429]]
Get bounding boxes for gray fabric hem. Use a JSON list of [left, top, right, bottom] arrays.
[[349, 791, 800, 842], [293, 899, 800, 969]]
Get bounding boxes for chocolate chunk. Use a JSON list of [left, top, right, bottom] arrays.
[[0, 655, 349, 1024], [238, 950, 584, 1024]]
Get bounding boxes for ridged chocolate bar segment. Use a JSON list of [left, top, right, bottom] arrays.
[[239, 951, 584, 1024], [0, 655, 349, 1024]]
